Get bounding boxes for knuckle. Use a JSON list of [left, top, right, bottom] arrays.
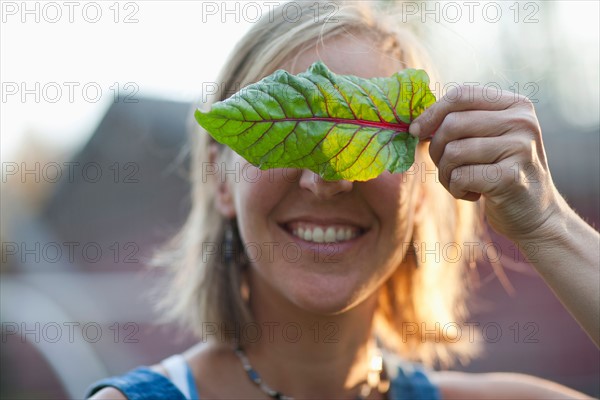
[[520, 95, 535, 110], [443, 140, 463, 162], [417, 107, 434, 125], [517, 96, 538, 116], [448, 183, 465, 199], [512, 135, 534, 155], [500, 166, 516, 186], [500, 89, 513, 98], [449, 166, 463, 184], [512, 93, 528, 105], [510, 109, 538, 131], [502, 166, 527, 194], [444, 86, 462, 103], [440, 112, 460, 133], [511, 93, 529, 103]]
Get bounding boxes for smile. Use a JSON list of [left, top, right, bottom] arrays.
[[284, 221, 364, 244]]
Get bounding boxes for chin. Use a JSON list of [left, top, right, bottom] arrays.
[[285, 276, 368, 316]]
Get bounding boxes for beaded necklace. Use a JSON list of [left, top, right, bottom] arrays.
[[233, 344, 391, 400]]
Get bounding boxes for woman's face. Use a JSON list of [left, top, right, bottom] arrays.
[[216, 34, 423, 315]]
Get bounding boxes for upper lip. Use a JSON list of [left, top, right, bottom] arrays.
[[278, 216, 370, 230]]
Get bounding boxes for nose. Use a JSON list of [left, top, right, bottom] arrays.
[[298, 169, 353, 199]]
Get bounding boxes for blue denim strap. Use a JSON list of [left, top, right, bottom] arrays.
[[85, 367, 187, 400], [86, 362, 439, 399], [389, 365, 441, 400], [185, 361, 200, 400]]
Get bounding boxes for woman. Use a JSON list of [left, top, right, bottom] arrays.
[[87, 1, 599, 399]]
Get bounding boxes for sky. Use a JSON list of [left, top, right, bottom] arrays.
[[1, 1, 599, 162], [1, 1, 255, 160]]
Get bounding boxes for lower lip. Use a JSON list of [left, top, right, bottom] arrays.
[[277, 224, 369, 257]]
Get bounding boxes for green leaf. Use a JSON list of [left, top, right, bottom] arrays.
[[195, 61, 435, 181]]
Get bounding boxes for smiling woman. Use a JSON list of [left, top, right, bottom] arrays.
[[86, 1, 598, 399], [151, 1, 483, 372]]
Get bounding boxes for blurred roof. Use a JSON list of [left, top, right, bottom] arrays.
[[40, 97, 192, 271]]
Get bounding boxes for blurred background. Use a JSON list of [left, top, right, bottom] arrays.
[[1, 1, 598, 398]]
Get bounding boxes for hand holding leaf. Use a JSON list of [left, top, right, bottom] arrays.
[[195, 61, 435, 181]]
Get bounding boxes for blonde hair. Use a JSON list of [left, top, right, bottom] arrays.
[[154, 0, 483, 368]]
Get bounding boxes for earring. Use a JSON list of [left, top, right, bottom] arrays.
[[410, 239, 419, 269], [224, 219, 234, 267]]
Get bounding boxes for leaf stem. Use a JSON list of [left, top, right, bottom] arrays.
[[269, 117, 410, 133]]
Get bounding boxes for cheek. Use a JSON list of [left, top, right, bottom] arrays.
[[363, 172, 414, 242], [364, 173, 418, 284], [232, 165, 295, 231]]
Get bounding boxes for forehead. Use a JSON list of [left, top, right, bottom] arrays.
[[279, 32, 402, 78]]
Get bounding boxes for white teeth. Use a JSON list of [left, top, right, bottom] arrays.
[[289, 224, 361, 243], [324, 227, 336, 243], [303, 229, 312, 242], [312, 227, 324, 243]]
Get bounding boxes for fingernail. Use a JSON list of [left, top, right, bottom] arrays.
[[409, 122, 420, 138]]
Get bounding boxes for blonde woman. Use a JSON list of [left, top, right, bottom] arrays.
[[87, 1, 599, 399]]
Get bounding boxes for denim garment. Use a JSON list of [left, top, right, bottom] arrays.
[[85, 356, 441, 400]]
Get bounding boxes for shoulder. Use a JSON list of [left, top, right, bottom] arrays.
[[184, 341, 245, 397], [89, 387, 127, 400], [428, 370, 594, 400], [88, 343, 233, 400], [87, 364, 172, 400]]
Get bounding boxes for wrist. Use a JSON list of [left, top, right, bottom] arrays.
[[513, 193, 572, 258]]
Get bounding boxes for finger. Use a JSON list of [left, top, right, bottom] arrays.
[[410, 86, 528, 140], [428, 109, 517, 165], [437, 136, 518, 190], [447, 159, 516, 201]]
